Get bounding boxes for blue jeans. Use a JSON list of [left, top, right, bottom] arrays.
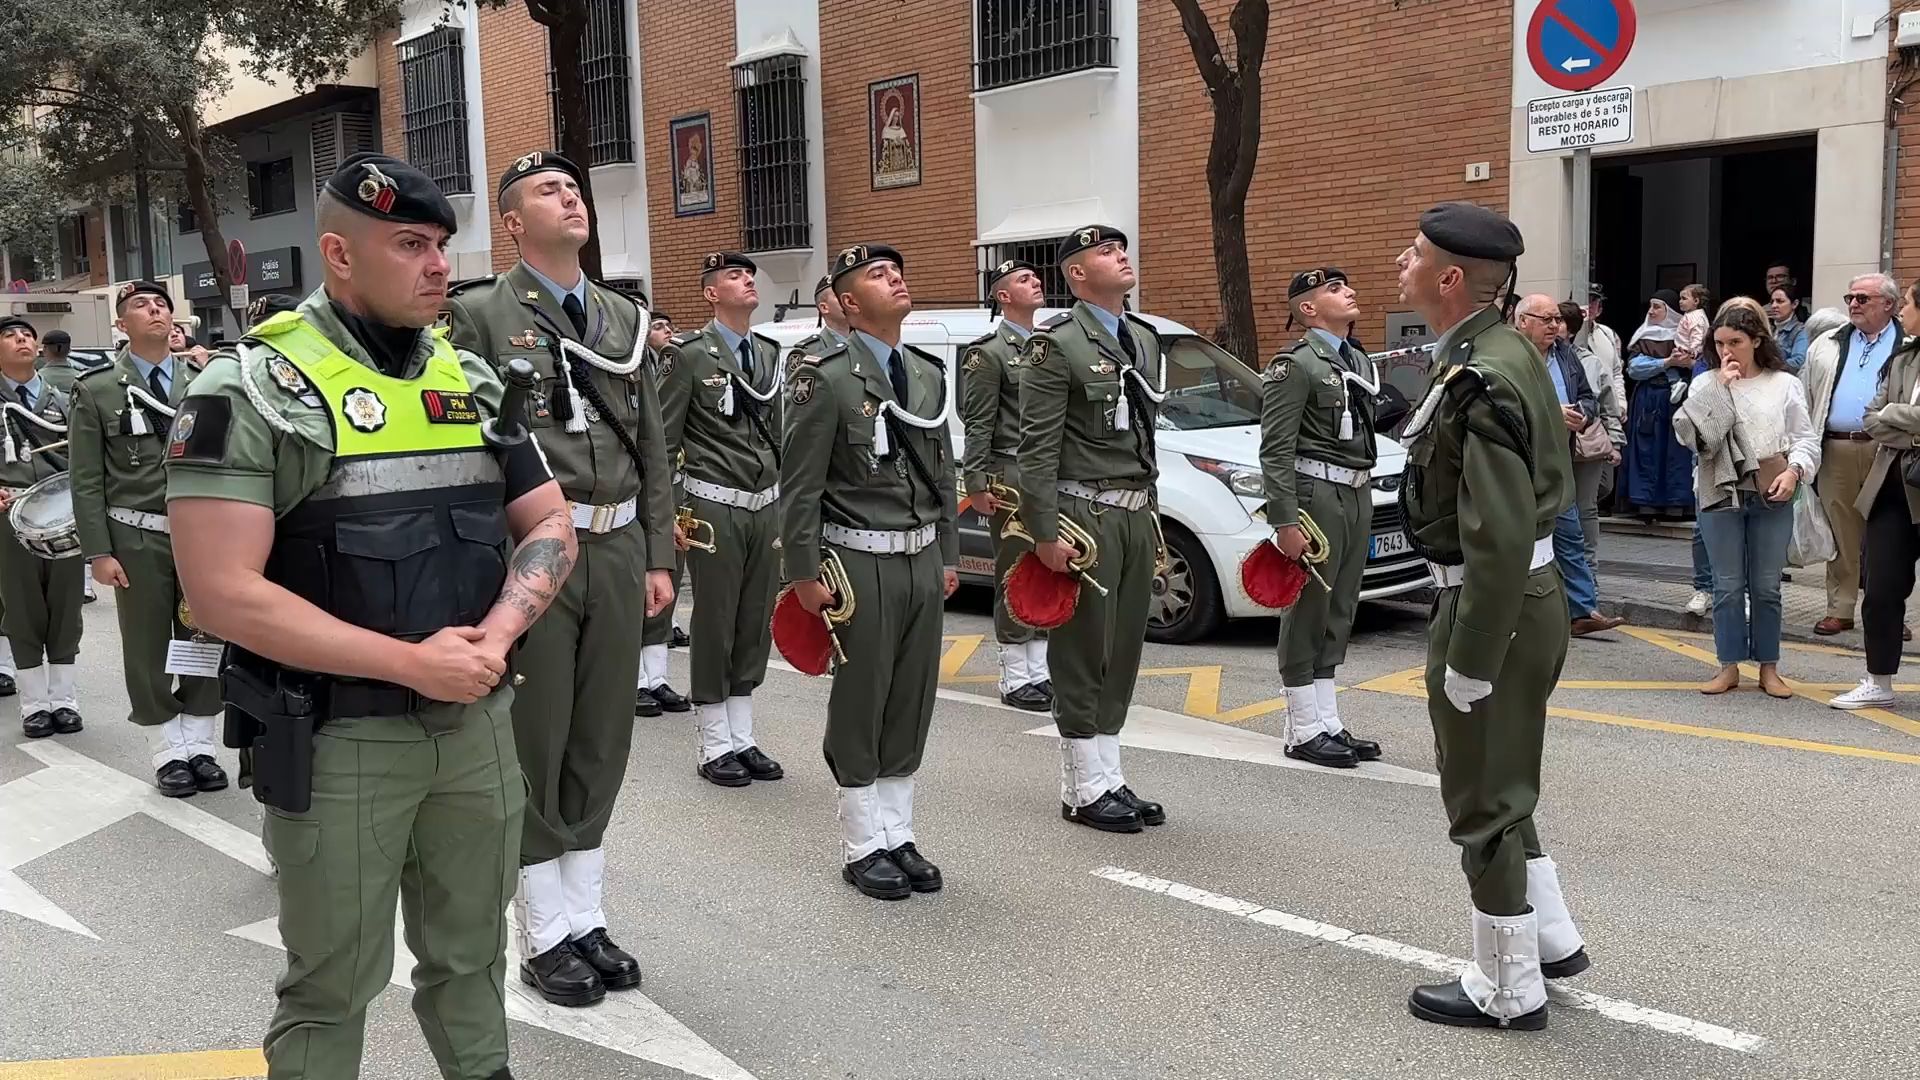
[[1553, 505, 1598, 618], [1695, 492, 1795, 664], [1691, 522, 1712, 591]]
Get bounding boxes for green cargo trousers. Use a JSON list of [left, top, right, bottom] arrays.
[[1424, 564, 1570, 916], [685, 496, 778, 704], [640, 482, 686, 650], [262, 694, 523, 1080], [514, 524, 645, 864], [821, 545, 944, 786], [1277, 478, 1368, 686], [1049, 496, 1156, 739], [0, 517, 81, 666], [109, 521, 221, 725]]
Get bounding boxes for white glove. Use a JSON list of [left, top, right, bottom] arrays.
[[1443, 666, 1493, 712]]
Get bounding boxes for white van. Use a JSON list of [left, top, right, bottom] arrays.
[[753, 308, 1430, 643]]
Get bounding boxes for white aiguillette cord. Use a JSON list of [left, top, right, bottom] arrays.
[[721, 351, 782, 418], [1113, 358, 1168, 432], [871, 382, 953, 458], [123, 382, 177, 436], [1335, 353, 1381, 442], [552, 337, 642, 434], [0, 400, 67, 464]]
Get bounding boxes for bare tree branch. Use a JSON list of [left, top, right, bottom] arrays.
[[1170, 0, 1230, 94]]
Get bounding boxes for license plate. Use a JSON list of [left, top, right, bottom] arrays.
[[1370, 531, 1412, 560]]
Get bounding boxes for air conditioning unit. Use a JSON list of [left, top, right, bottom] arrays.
[[1899, 11, 1920, 49]]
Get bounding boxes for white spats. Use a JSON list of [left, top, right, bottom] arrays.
[[46, 662, 77, 712], [1282, 684, 1328, 747], [146, 715, 189, 770], [14, 666, 46, 720], [182, 714, 220, 760], [875, 775, 915, 849], [1527, 856, 1586, 965], [997, 643, 1028, 695], [1027, 639, 1050, 682], [724, 695, 755, 752], [694, 703, 731, 764], [515, 859, 570, 956], [837, 785, 885, 863], [640, 644, 670, 690], [1094, 733, 1125, 790], [1461, 907, 1547, 1020], [1058, 736, 1105, 808], [0, 637, 14, 677], [1313, 678, 1345, 735], [559, 847, 607, 940]]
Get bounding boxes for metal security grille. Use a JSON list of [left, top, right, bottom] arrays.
[[398, 27, 472, 194], [975, 0, 1115, 92], [733, 53, 810, 252], [981, 237, 1071, 308], [548, 0, 635, 166]]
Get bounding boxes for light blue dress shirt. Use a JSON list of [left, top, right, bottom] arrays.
[[523, 263, 588, 310], [1826, 325, 1899, 432], [1, 373, 44, 410], [128, 352, 174, 398]]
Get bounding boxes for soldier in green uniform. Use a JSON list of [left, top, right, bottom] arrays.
[[442, 149, 674, 1008], [1258, 268, 1384, 770], [659, 252, 785, 786], [1395, 203, 1589, 1031], [166, 153, 574, 1080], [68, 281, 228, 795], [636, 306, 692, 715], [781, 243, 958, 900], [35, 329, 82, 397], [0, 316, 81, 737], [1016, 225, 1165, 834], [961, 258, 1052, 711]]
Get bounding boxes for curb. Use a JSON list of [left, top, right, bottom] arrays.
[[1609, 596, 1872, 653]]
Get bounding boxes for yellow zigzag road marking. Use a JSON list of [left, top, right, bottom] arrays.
[[938, 637, 1282, 723], [0, 1050, 266, 1080]]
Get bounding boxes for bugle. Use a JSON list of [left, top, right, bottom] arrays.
[[1001, 511, 1107, 598], [818, 550, 856, 664], [1291, 511, 1333, 592], [675, 504, 717, 553]]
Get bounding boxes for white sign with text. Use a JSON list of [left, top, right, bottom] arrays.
[[1526, 86, 1634, 154]]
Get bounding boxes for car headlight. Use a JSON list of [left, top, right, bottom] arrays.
[[1186, 455, 1265, 499]]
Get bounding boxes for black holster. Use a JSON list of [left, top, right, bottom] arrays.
[[222, 654, 324, 814]]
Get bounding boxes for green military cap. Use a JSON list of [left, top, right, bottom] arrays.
[[115, 279, 175, 313], [1287, 267, 1348, 300], [700, 251, 757, 280], [325, 152, 458, 235], [830, 243, 905, 289], [0, 315, 37, 338], [1418, 202, 1524, 261], [1055, 224, 1127, 265], [986, 258, 1041, 290], [497, 149, 583, 203]]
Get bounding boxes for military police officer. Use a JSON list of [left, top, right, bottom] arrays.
[[443, 149, 675, 1008], [1016, 225, 1166, 834], [961, 258, 1052, 711], [1258, 268, 1384, 769], [69, 280, 227, 795], [659, 252, 785, 786], [1394, 203, 1589, 1031], [781, 243, 958, 900], [167, 152, 573, 1080]]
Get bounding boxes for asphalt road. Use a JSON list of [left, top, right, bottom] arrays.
[[3, 584, 1918, 1079]]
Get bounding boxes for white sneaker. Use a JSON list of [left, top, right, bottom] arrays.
[[1685, 590, 1710, 617], [1830, 678, 1895, 711]]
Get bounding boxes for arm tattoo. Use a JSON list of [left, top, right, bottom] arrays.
[[494, 510, 575, 626]]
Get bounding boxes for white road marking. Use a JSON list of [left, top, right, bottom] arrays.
[[1093, 866, 1769, 1055]]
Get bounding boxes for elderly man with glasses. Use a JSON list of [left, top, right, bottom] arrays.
[[1802, 273, 1908, 636]]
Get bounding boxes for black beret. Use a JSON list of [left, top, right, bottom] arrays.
[[699, 251, 757, 280], [498, 150, 583, 203], [1586, 283, 1606, 302], [813, 275, 834, 299], [114, 279, 175, 312], [1055, 224, 1128, 266], [42, 329, 69, 347], [986, 258, 1041, 291], [830, 243, 905, 289], [0, 316, 36, 338], [649, 310, 672, 325], [324, 153, 457, 235], [1419, 202, 1524, 261], [247, 293, 302, 324], [1287, 267, 1349, 301]]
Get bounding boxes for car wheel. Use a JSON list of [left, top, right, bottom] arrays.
[[1147, 521, 1222, 644]]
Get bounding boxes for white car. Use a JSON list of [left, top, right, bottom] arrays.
[[753, 309, 1429, 643]]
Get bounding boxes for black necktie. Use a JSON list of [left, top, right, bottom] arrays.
[[886, 349, 909, 404], [148, 364, 167, 402], [739, 340, 754, 382], [14, 384, 29, 409], [1116, 321, 1137, 364], [562, 293, 587, 338]]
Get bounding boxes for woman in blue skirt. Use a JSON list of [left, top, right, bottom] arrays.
[[1622, 289, 1699, 515]]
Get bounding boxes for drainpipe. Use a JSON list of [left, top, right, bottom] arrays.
[[1883, 113, 1899, 275]]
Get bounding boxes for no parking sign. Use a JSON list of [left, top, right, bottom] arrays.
[[1527, 0, 1637, 92]]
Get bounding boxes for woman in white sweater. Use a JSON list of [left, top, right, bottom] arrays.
[[1672, 298, 1821, 697]]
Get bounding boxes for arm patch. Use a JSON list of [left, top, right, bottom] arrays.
[[167, 396, 232, 464]]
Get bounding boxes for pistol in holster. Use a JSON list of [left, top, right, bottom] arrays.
[[222, 655, 325, 814]]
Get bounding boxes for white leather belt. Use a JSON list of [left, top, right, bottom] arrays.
[[1057, 481, 1151, 511], [2, 487, 28, 499], [109, 506, 169, 534], [1296, 457, 1371, 488], [569, 495, 638, 535], [671, 471, 686, 486], [822, 521, 938, 555], [685, 477, 779, 511], [1426, 537, 1554, 589]]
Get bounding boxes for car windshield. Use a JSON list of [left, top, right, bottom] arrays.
[[1155, 335, 1263, 431]]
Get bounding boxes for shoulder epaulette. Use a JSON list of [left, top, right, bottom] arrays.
[[669, 330, 702, 347], [75, 363, 117, 382], [964, 329, 998, 348], [905, 343, 944, 369], [751, 331, 781, 350], [793, 341, 849, 370], [1039, 311, 1074, 331], [445, 275, 496, 297]]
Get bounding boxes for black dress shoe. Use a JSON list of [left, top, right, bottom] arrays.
[[519, 940, 605, 1007], [671, 626, 690, 648], [1000, 683, 1051, 712], [735, 745, 784, 781], [1334, 729, 1381, 762], [155, 759, 198, 798], [1112, 785, 1165, 826], [652, 684, 691, 713], [0, 672, 15, 696], [697, 752, 753, 787], [1061, 790, 1144, 833], [1408, 980, 1547, 1030], [570, 927, 642, 990], [21, 710, 55, 738], [51, 708, 83, 735], [889, 843, 943, 892], [1284, 732, 1359, 769], [842, 850, 911, 900], [188, 754, 228, 792], [634, 687, 663, 717], [1543, 947, 1591, 979], [82, 589, 97, 605]]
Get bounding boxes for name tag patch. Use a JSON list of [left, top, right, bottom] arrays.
[[422, 389, 482, 424]]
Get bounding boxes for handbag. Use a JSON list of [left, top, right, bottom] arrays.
[[1573, 420, 1613, 462], [1754, 453, 1790, 499]]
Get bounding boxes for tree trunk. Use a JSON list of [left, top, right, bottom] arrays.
[[542, 1, 603, 278], [132, 125, 156, 281], [167, 102, 241, 336], [1205, 90, 1257, 365]]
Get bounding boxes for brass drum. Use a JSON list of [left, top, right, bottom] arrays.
[[9, 473, 81, 560]]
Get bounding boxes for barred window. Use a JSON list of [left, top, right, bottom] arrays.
[[398, 27, 473, 195], [177, 201, 198, 235], [732, 53, 810, 252], [981, 237, 1071, 308], [975, 0, 1115, 92], [247, 157, 297, 217], [548, 0, 635, 167]]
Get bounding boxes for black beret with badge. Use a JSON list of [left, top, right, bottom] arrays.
[[115, 279, 174, 313], [325, 152, 458, 235], [1418, 202, 1524, 261], [813, 275, 834, 300], [0, 315, 36, 338], [829, 243, 905, 289], [1055, 224, 1127, 266], [700, 251, 757, 280], [497, 150, 583, 203], [1287, 267, 1349, 301], [986, 258, 1041, 291]]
